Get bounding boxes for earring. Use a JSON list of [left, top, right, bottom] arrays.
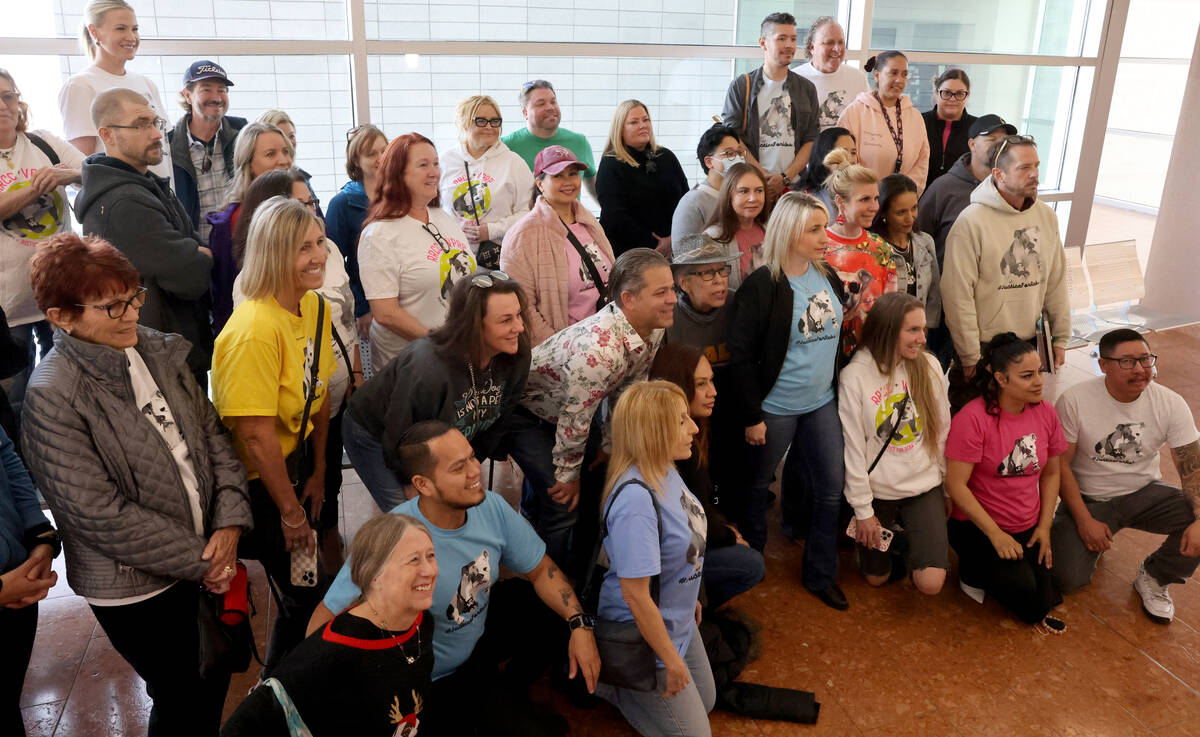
[[835, 212, 846, 225]]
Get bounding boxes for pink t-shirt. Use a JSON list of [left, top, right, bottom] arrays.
[[565, 223, 613, 324], [946, 397, 1067, 533], [733, 225, 765, 279], [941, 118, 952, 151]]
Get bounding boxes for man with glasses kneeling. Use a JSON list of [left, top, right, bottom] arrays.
[[76, 87, 214, 389], [1051, 329, 1200, 624]]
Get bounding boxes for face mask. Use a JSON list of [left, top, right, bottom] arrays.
[[716, 155, 745, 174]]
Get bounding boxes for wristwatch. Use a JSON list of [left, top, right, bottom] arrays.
[[568, 613, 596, 632]]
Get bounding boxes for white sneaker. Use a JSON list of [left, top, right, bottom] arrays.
[[1133, 565, 1174, 624], [959, 580, 986, 604]]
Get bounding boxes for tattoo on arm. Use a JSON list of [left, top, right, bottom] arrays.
[[1171, 440, 1200, 512], [560, 585, 581, 615], [546, 563, 558, 580]]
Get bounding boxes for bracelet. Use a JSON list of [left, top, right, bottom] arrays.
[[281, 510, 307, 529], [351, 370, 363, 375]]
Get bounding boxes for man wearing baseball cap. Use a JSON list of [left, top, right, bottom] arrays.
[[167, 60, 246, 242], [916, 114, 1016, 367]]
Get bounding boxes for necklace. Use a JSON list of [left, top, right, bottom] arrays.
[[873, 91, 904, 173], [364, 599, 421, 665]]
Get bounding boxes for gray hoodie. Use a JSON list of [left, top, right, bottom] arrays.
[[916, 152, 980, 269], [74, 154, 214, 375], [941, 176, 1069, 367]]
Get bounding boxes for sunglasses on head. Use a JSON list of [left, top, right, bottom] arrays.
[[470, 270, 511, 289]]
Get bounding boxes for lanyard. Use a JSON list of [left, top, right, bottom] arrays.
[[874, 92, 904, 173]]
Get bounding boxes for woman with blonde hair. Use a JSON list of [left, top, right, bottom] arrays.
[[728, 192, 849, 610], [594, 380, 714, 737], [439, 94, 534, 269], [207, 121, 296, 332], [596, 100, 688, 256], [702, 162, 767, 289], [59, 0, 173, 180], [839, 292, 950, 593], [221, 513, 436, 736], [213, 196, 335, 668], [257, 109, 323, 219], [824, 158, 897, 358]]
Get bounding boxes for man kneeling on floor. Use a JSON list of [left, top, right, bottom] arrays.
[[308, 421, 600, 736], [1051, 329, 1200, 623]]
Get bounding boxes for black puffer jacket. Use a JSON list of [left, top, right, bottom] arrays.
[[21, 327, 252, 599]]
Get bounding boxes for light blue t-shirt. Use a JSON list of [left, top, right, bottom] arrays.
[[598, 467, 707, 663], [761, 267, 842, 415], [323, 491, 546, 680]]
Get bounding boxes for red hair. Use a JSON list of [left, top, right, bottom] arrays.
[[365, 132, 438, 226], [31, 233, 141, 319]]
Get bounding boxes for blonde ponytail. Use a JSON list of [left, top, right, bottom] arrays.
[[81, 0, 136, 61]]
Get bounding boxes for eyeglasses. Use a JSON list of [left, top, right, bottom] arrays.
[[1100, 353, 1157, 370], [473, 117, 503, 128], [991, 134, 1035, 167], [470, 270, 511, 288], [937, 89, 969, 101], [107, 117, 168, 135], [76, 287, 148, 319], [685, 264, 732, 282], [0, 91, 19, 106], [421, 222, 450, 253], [199, 146, 212, 174]]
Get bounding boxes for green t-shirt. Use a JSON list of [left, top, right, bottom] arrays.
[[501, 127, 597, 179]]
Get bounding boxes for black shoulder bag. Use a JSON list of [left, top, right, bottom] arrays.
[[561, 218, 610, 312], [869, 392, 909, 474], [283, 294, 325, 495], [579, 478, 663, 692], [464, 160, 503, 270]]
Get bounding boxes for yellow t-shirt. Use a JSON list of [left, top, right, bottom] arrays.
[[212, 291, 335, 479]]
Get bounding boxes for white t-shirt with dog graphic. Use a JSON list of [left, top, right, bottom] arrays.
[[795, 62, 869, 130], [1056, 377, 1200, 501]]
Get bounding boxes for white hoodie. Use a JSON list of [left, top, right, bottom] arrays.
[[439, 140, 535, 243], [839, 349, 950, 519], [941, 176, 1069, 366]]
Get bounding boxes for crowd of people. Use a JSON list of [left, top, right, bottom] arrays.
[[1, 3, 1199, 737]]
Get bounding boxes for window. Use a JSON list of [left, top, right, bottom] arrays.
[[870, 0, 1092, 56], [37, 0, 348, 40]]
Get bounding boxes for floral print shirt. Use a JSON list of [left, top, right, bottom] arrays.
[[521, 302, 665, 483], [825, 228, 898, 357]]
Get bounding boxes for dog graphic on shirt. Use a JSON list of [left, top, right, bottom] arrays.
[[679, 493, 707, 571], [1095, 422, 1145, 462], [760, 94, 790, 139], [819, 90, 845, 126], [446, 549, 491, 625], [999, 226, 1041, 281], [997, 433, 1040, 476], [801, 290, 835, 340]]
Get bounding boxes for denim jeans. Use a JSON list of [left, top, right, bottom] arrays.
[[341, 410, 406, 512], [743, 398, 844, 591], [506, 409, 573, 568], [702, 543, 766, 609], [596, 624, 716, 737]]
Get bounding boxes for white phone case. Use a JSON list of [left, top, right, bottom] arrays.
[[290, 530, 319, 587]]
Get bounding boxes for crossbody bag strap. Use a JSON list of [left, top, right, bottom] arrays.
[[330, 321, 351, 379], [742, 73, 751, 134], [587, 478, 663, 604], [296, 294, 326, 454], [868, 391, 909, 474], [560, 218, 608, 296], [25, 133, 60, 166]]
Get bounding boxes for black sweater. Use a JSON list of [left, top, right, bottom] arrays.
[[596, 145, 689, 255], [348, 337, 530, 465], [922, 109, 977, 187], [727, 264, 847, 428], [221, 610, 434, 737]]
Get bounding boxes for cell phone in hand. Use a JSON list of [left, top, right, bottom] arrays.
[[846, 518, 894, 552], [290, 530, 318, 587]]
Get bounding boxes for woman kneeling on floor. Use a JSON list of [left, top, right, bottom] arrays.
[[839, 292, 950, 593], [944, 333, 1067, 634]]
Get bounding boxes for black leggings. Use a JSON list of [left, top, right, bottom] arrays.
[[90, 583, 230, 737], [0, 603, 37, 737], [948, 519, 1062, 624]]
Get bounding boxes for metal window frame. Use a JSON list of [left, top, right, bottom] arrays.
[[6, 0, 1127, 245]]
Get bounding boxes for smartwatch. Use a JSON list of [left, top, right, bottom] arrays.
[[568, 613, 596, 632]]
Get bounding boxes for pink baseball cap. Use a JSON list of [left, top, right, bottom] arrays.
[[534, 145, 589, 177]]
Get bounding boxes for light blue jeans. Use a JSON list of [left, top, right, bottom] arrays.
[[341, 411, 406, 512], [596, 624, 716, 737]]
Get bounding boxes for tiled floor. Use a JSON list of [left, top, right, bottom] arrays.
[[19, 327, 1200, 737]]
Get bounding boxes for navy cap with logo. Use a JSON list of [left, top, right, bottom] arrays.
[[183, 60, 234, 87], [968, 114, 1017, 139]]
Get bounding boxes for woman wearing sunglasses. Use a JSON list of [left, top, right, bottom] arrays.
[[21, 232, 252, 736], [359, 133, 476, 373], [439, 95, 535, 270], [342, 271, 531, 511]]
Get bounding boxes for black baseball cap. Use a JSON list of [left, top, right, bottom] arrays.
[[968, 114, 1017, 139], [183, 60, 234, 87]]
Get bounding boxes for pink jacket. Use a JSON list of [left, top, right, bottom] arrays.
[[837, 91, 930, 195], [500, 197, 616, 346]]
